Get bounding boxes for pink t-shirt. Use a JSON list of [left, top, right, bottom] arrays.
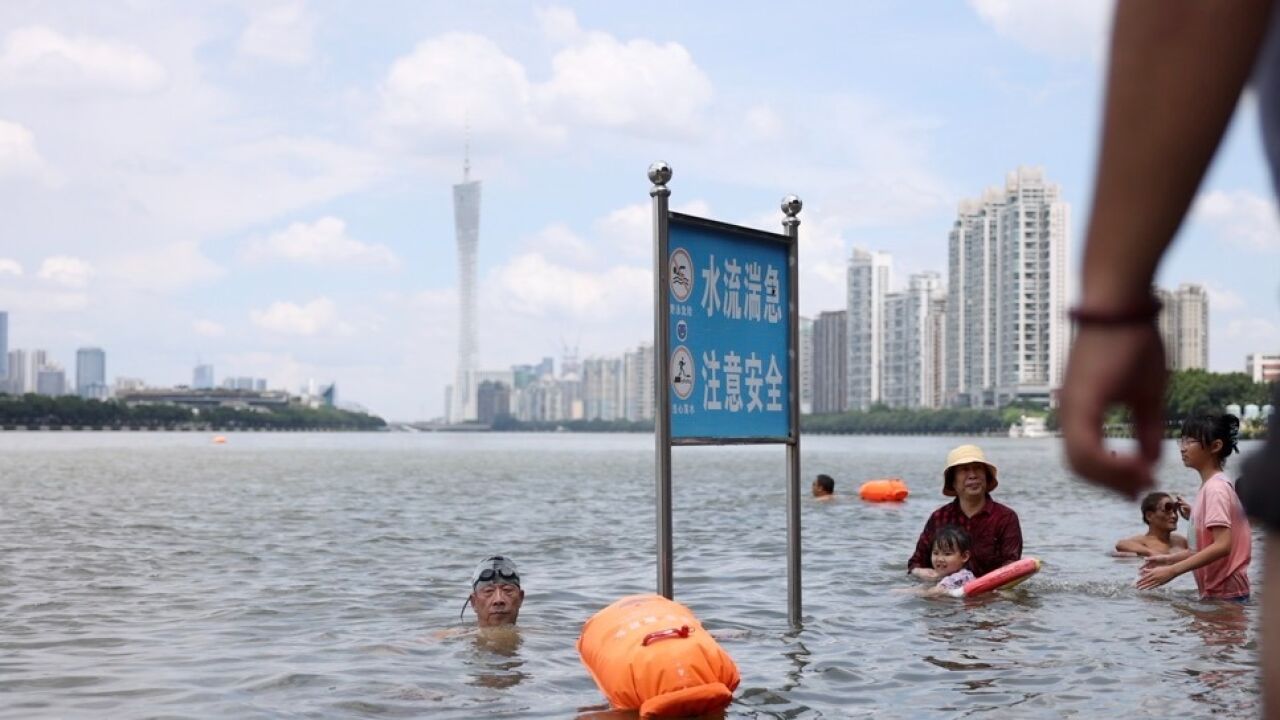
[[1190, 473, 1252, 600]]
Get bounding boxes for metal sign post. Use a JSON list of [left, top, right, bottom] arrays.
[[648, 161, 803, 626]]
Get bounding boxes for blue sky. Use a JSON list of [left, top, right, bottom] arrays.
[[0, 1, 1276, 420]]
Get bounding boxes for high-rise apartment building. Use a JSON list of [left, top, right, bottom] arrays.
[[946, 167, 1068, 407], [0, 311, 7, 380], [924, 295, 948, 409], [193, 364, 215, 389], [6, 349, 25, 394], [812, 310, 847, 414], [882, 273, 945, 409], [36, 363, 66, 396], [623, 343, 654, 422], [1247, 353, 1280, 383], [449, 154, 481, 424], [847, 248, 892, 410], [76, 347, 107, 398], [1156, 284, 1209, 371], [476, 380, 511, 424], [582, 356, 626, 421], [799, 316, 813, 415]]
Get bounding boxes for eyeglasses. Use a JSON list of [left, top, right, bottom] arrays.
[[1178, 438, 1201, 448], [1155, 502, 1179, 514]]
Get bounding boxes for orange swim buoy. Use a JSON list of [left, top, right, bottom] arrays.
[[577, 594, 740, 718], [952, 557, 1042, 597], [212, 435, 227, 444], [858, 478, 909, 502]]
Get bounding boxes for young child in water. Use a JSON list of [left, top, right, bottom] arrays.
[[1137, 414, 1252, 601], [911, 525, 976, 597]]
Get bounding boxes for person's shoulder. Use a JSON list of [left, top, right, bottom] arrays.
[[987, 497, 1020, 518]]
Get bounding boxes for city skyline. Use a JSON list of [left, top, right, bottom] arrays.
[[1, 2, 1277, 420]]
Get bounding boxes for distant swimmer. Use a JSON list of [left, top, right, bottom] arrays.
[[811, 474, 835, 501], [1113, 492, 1189, 557], [464, 555, 525, 627]]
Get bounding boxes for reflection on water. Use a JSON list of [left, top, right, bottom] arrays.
[[466, 626, 527, 690], [0, 432, 1265, 718]]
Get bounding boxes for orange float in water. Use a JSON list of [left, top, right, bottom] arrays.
[[212, 435, 227, 444], [577, 594, 740, 718], [858, 478, 909, 502], [951, 557, 1042, 597]]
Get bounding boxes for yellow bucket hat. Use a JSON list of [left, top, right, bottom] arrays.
[[942, 444, 998, 496]]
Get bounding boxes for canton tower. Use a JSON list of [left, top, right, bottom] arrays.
[[450, 146, 481, 423]]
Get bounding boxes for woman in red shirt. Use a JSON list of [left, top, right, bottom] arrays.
[[907, 445, 1023, 579]]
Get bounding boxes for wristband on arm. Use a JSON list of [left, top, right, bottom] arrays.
[[1068, 295, 1162, 327]]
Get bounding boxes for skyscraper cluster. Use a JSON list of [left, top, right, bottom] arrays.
[[811, 167, 1071, 411], [0, 311, 110, 399]]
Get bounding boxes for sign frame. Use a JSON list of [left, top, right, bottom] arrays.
[[648, 161, 804, 627]]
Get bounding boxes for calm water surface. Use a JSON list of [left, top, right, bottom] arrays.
[[0, 432, 1264, 718]]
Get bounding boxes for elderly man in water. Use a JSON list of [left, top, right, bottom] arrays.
[[465, 555, 525, 627]]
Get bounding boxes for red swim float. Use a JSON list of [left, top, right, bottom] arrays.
[[859, 478, 909, 502], [950, 557, 1041, 597], [577, 594, 740, 718]]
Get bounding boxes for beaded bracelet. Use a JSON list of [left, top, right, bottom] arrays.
[[1067, 296, 1162, 326]]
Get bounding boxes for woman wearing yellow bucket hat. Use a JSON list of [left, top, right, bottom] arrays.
[[907, 444, 1023, 579]]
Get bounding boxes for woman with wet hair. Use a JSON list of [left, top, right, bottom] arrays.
[[1137, 414, 1252, 601]]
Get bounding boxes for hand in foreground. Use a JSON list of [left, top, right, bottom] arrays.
[[1059, 324, 1167, 498], [1142, 553, 1176, 569], [910, 567, 939, 581], [1136, 564, 1178, 590]]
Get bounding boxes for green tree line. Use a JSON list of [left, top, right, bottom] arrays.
[[0, 393, 386, 430]]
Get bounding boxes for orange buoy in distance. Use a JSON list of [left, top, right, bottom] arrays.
[[859, 477, 909, 502], [577, 594, 740, 718], [212, 435, 227, 444]]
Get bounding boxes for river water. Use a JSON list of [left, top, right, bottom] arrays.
[[0, 432, 1264, 718]]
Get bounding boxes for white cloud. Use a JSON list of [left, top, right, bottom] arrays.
[[969, 0, 1113, 62], [0, 258, 22, 276], [0, 119, 52, 182], [536, 6, 583, 43], [193, 319, 225, 338], [491, 252, 650, 321], [250, 297, 350, 336], [538, 29, 712, 137], [380, 33, 560, 147], [380, 13, 714, 146], [1192, 189, 1280, 253], [0, 25, 167, 92], [103, 241, 223, 292], [243, 216, 399, 268], [594, 199, 713, 262], [37, 255, 93, 287], [1223, 317, 1280, 346], [1204, 282, 1246, 312], [238, 0, 315, 66]]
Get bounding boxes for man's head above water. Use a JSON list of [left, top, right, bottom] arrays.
[[467, 555, 525, 627]]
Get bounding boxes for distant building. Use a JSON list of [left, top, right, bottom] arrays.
[[476, 380, 511, 424], [1156, 284, 1209, 371], [946, 167, 1068, 407], [847, 248, 892, 410], [582, 356, 625, 421], [5, 349, 25, 394], [118, 388, 291, 411], [76, 347, 107, 398], [321, 383, 336, 407], [1247, 353, 1280, 383], [623, 343, 654, 422], [449, 154, 481, 424], [36, 364, 66, 396], [812, 310, 847, 414], [882, 273, 945, 409], [0, 311, 7, 381], [193, 364, 215, 389], [115, 377, 146, 393], [254, 379, 267, 392], [799, 317, 813, 415]]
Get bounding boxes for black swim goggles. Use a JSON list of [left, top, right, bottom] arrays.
[[460, 555, 521, 619]]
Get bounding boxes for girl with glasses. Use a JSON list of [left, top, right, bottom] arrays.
[[1137, 414, 1252, 601]]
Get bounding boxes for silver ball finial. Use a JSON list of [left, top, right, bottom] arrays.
[[781, 194, 802, 217], [648, 161, 672, 186]]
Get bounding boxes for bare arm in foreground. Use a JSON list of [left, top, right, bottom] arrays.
[[1059, 0, 1272, 497]]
